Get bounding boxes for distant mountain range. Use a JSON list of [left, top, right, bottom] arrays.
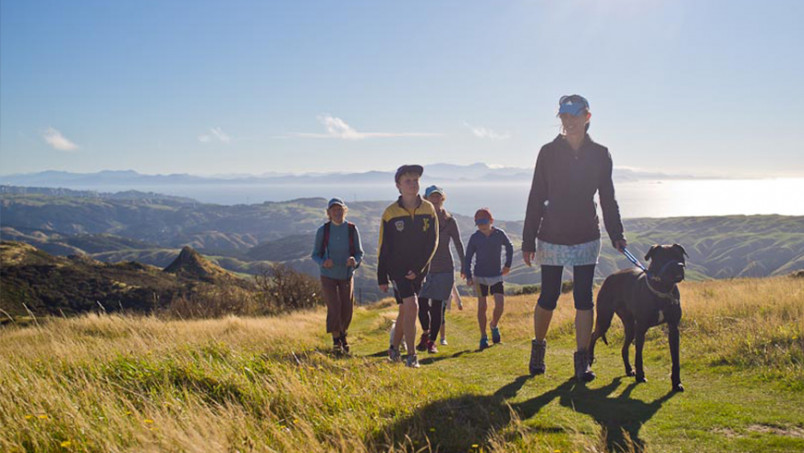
[[2, 186, 802, 303], [0, 164, 701, 189]]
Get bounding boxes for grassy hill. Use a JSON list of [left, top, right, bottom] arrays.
[[0, 241, 254, 318], [1, 276, 802, 452]]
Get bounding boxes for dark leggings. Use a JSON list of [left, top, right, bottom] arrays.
[[537, 264, 596, 311], [417, 298, 444, 342]]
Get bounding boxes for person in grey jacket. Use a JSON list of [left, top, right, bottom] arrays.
[[522, 94, 627, 382], [416, 185, 465, 354]]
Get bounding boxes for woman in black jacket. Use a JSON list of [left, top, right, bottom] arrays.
[[522, 94, 627, 382]]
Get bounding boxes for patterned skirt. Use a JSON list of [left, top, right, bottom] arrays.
[[536, 238, 601, 267]]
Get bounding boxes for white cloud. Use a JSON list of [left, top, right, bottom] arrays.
[[464, 122, 511, 140], [294, 115, 441, 140], [42, 127, 79, 151], [198, 127, 231, 143]]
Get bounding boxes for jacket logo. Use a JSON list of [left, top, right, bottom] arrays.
[[422, 218, 430, 232], [394, 220, 405, 232]]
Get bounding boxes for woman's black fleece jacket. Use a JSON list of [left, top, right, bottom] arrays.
[[522, 134, 625, 252]]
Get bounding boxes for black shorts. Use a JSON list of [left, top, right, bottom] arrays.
[[392, 275, 425, 304], [478, 282, 504, 296]]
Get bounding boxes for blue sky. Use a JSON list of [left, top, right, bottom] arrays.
[[1, 0, 802, 177]]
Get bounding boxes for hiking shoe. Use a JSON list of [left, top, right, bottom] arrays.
[[440, 338, 448, 346], [405, 354, 420, 368], [388, 346, 401, 363], [416, 333, 429, 352], [479, 336, 490, 350], [332, 341, 344, 355], [574, 350, 596, 382], [491, 326, 501, 344], [427, 340, 438, 354], [529, 339, 546, 375], [339, 335, 350, 355]]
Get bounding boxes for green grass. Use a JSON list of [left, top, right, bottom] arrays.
[[1, 276, 802, 452]]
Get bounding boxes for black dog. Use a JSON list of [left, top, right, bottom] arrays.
[[589, 244, 687, 392]]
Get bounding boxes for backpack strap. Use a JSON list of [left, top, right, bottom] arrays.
[[319, 221, 332, 258]]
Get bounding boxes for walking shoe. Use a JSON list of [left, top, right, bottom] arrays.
[[574, 349, 596, 382], [416, 333, 429, 352], [405, 354, 420, 368], [529, 339, 546, 375], [333, 339, 344, 355], [388, 346, 401, 363], [491, 326, 501, 344], [440, 337, 448, 346], [339, 334, 350, 355], [427, 340, 438, 354], [479, 336, 490, 350]]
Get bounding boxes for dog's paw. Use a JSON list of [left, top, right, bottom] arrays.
[[625, 369, 636, 377], [636, 375, 647, 383], [673, 383, 684, 392]]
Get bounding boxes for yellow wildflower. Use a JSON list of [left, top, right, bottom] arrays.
[[144, 419, 154, 424], [61, 440, 72, 448], [38, 414, 48, 420], [25, 415, 33, 420]]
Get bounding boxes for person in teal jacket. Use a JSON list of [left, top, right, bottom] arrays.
[[312, 197, 364, 354]]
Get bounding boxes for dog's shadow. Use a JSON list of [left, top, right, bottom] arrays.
[[371, 376, 676, 452], [533, 377, 677, 452]]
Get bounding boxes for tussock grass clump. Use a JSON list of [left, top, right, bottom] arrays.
[[678, 277, 804, 389]]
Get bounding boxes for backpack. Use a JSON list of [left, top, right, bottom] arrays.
[[319, 221, 357, 260]]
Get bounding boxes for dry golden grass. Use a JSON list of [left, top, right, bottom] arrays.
[[1, 275, 802, 452]]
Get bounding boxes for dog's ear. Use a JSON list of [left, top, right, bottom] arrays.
[[645, 245, 659, 262], [672, 243, 688, 257]]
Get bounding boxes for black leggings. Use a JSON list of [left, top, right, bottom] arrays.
[[417, 298, 444, 342], [537, 264, 595, 311]]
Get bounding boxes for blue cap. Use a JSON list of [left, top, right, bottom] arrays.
[[424, 185, 444, 198], [558, 94, 590, 116], [327, 197, 346, 209]]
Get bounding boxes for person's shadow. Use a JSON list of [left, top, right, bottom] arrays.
[[371, 376, 675, 453]]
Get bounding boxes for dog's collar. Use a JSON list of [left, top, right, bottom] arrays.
[[645, 276, 680, 305]]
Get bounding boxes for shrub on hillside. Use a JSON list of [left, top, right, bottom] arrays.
[[255, 263, 323, 313]]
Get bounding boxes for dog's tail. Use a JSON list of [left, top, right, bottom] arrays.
[[592, 277, 617, 347]]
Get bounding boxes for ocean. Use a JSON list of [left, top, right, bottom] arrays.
[[68, 178, 804, 221]]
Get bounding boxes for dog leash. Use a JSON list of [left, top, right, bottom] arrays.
[[621, 247, 648, 272], [623, 247, 680, 304]]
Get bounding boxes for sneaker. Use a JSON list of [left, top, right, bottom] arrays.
[[574, 349, 596, 382], [405, 354, 420, 368], [479, 336, 490, 350], [388, 346, 401, 363], [416, 333, 429, 352], [333, 340, 344, 355], [440, 338, 448, 346], [491, 326, 501, 344], [427, 340, 438, 354], [529, 339, 546, 375]]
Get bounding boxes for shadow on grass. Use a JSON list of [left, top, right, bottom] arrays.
[[371, 375, 676, 452], [554, 378, 677, 452]]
